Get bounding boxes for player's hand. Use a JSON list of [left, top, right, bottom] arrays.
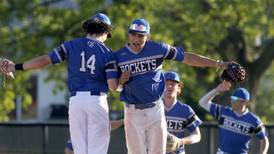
[[0, 59, 15, 79], [216, 80, 231, 93], [119, 71, 131, 84]]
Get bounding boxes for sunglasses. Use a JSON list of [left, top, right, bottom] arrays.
[[129, 24, 148, 32], [230, 96, 246, 103]]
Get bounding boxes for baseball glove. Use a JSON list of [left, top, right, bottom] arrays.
[[221, 62, 245, 84], [166, 132, 181, 153]]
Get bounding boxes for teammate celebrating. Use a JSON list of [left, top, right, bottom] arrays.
[[115, 18, 230, 154], [0, 13, 119, 154], [199, 81, 269, 154], [164, 71, 202, 154]]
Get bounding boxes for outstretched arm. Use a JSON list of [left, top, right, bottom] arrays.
[[183, 52, 229, 68], [180, 128, 201, 145], [260, 137, 269, 154], [199, 81, 231, 112], [4, 54, 52, 72]]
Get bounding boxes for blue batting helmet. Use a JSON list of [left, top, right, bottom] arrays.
[[231, 87, 250, 102], [128, 18, 150, 35], [164, 71, 180, 83]]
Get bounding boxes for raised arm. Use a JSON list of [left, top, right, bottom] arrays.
[[183, 52, 229, 68], [199, 81, 231, 111], [260, 137, 269, 154]]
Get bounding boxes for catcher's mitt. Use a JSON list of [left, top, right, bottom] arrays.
[[221, 62, 245, 84], [166, 132, 181, 153]]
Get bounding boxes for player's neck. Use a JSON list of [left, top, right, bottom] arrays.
[[163, 96, 176, 108], [233, 106, 247, 114]]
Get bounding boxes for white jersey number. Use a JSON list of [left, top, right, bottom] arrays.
[[80, 51, 96, 74]]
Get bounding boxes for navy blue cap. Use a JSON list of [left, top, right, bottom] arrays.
[[90, 13, 112, 26], [128, 18, 150, 35], [164, 71, 180, 83], [231, 87, 250, 101]]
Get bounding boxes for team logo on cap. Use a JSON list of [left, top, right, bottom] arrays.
[[129, 24, 148, 32]]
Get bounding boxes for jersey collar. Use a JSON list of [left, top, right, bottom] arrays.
[[233, 108, 249, 117], [164, 100, 177, 112]]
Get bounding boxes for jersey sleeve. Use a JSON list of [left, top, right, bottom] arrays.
[[209, 103, 222, 120], [104, 50, 118, 80], [254, 119, 267, 140], [48, 42, 68, 64], [161, 42, 185, 62], [186, 107, 202, 133]]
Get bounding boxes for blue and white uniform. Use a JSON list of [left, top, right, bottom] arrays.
[[116, 31, 184, 153], [116, 40, 184, 104], [210, 104, 267, 154], [48, 13, 118, 154], [165, 101, 202, 154]]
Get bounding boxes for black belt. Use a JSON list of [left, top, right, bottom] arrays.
[[126, 103, 156, 110], [70, 91, 106, 97]]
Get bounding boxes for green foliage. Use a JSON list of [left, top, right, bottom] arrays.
[[0, 0, 273, 122]]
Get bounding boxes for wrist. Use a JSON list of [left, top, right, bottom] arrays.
[[15, 63, 24, 70], [216, 60, 223, 67]]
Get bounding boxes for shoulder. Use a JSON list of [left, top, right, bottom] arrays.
[[247, 112, 263, 124], [176, 101, 194, 113], [146, 40, 169, 48], [115, 46, 127, 54]]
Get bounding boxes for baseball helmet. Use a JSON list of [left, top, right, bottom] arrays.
[[231, 87, 250, 102], [164, 71, 180, 83], [128, 18, 150, 35], [82, 13, 112, 38]]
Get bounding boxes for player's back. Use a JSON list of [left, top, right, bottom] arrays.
[[63, 37, 114, 93]]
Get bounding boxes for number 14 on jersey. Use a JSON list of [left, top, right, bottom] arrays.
[[80, 51, 96, 74]]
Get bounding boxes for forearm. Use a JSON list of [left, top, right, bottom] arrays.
[[199, 88, 219, 112], [180, 130, 201, 145], [183, 52, 220, 67], [22, 55, 51, 70], [260, 138, 269, 154]]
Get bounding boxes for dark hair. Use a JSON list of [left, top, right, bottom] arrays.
[[82, 20, 112, 37]]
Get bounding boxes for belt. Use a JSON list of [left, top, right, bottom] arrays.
[[126, 102, 156, 110], [69, 91, 106, 97]]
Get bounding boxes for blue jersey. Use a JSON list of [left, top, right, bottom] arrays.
[[165, 101, 202, 153], [210, 104, 267, 154], [115, 41, 184, 104], [48, 37, 118, 94]]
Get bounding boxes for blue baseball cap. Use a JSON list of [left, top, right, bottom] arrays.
[[128, 18, 150, 35], [90, 13, 112, 27], [164, 71, 180, 83], [231, 88, 250, 102]]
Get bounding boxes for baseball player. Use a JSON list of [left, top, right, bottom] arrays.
[[199, 81, 269, 154], [115, 18, 230, 154], [0, 13, 120, 154], [164, 71, 202, 154]]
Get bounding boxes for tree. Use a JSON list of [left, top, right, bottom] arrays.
[[0, 0, 273, 122]]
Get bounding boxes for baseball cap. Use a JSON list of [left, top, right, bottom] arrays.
[[164, 71, 180, 83], [230, 87, 250, 102], [90, 13, 112, 27], [128, 18, 150, 35]]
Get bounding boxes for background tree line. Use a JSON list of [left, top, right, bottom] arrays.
[[0, 0, 273, 122]]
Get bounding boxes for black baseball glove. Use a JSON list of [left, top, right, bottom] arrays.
[[221, 62, 246, 84]]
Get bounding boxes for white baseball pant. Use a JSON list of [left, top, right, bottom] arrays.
[[69, 92, 110, 154], [124, 99, 167, 154]]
